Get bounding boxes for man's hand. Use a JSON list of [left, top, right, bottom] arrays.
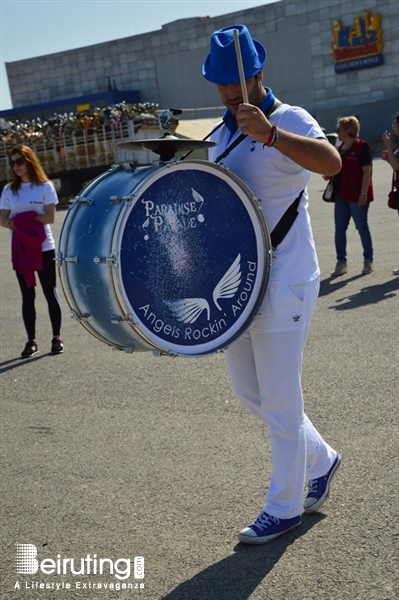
[[236, 103, 341, 177], [236, 103, 272, 142]]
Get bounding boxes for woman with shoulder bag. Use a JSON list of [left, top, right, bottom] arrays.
[[381, 112, 399, 275], [326, 116, 374, 277]]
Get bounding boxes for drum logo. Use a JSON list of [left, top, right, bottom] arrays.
[[166, 253, 241, 323], [140, 187, 205, 240], [138, 256, 257, 343]]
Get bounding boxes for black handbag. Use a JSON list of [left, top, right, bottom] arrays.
[[322, 177, 334, 202]]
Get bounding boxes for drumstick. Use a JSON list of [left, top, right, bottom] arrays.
[[233, 29, 249, 104]]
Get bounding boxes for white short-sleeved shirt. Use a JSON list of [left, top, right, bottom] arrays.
[[0, 180, 59, 251], [208, 104, 324, 285]]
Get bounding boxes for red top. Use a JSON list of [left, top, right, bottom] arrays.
[[338, 138, 374, 203]]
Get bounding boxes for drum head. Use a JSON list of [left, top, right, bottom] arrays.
[[116, 161, 271, 356]]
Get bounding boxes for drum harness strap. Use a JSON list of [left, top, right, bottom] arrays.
[[182, 98, 304, 251]]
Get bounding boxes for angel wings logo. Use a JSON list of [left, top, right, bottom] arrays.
[[166, 254, 241, 323]]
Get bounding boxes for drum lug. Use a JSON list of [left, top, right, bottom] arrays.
[[71, 311, 94, 322], [93, 253, 118, 265], [110, 314, 135, 324], [110, 194, 135, 205], [55, 252, 78, 265], [69, 196, 95, 206], [152, 349, 177, 357], [111, 346, 135, 353]]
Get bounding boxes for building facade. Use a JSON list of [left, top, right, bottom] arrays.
[[3, 0, 399, 140]]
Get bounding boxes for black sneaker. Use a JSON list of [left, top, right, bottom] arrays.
[[21, 340, 38, 358], [51, 338, 64, 355]]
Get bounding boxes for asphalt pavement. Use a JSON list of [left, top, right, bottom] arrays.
[[1, 157, 398, 600]]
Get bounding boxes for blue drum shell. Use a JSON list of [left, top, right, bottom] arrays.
[[57, 165, 159, 352]]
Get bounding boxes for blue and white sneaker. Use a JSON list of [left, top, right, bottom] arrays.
[[237, 511, 302, 544], [304, 453, 341, 513]]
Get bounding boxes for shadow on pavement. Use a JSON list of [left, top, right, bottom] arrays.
[[0, 352, 50, 375], [319, 274, 364, 296], [162, 513, 325, 600], [320, 275, 399, 309]]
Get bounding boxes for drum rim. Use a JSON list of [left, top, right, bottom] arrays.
[[114, 159, 272, 356]]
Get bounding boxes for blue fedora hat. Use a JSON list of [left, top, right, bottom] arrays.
[[202, 24, 266, 84]]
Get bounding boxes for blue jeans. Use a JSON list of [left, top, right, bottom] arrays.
[[334, 195, 373, 262]]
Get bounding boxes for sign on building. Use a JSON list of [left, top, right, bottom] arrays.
[[332, 11, 384, 74]]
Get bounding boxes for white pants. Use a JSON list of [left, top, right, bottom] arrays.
[[225, 279, 336, 519]]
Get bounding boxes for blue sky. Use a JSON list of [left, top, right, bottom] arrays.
[[0, 0, 276, 111]]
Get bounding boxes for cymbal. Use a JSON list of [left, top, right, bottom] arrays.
[[116, 134, 216, 159]]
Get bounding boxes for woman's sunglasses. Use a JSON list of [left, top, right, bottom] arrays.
[[10, 157, 25, 167]]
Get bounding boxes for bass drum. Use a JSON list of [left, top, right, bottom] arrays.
[[57, 160, 272, 356]]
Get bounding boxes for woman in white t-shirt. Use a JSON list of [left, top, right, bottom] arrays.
[[0, 145, 63, 357]]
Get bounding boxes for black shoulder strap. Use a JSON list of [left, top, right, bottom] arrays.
[[266, 98, 282, 118], [215, 132, 246, 163], [270, 190, 304, 250]]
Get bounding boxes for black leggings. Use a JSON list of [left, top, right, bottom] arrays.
[[16, 249, 62, 340]]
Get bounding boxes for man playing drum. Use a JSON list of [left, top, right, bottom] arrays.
[[202, 25, 342, 543]]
